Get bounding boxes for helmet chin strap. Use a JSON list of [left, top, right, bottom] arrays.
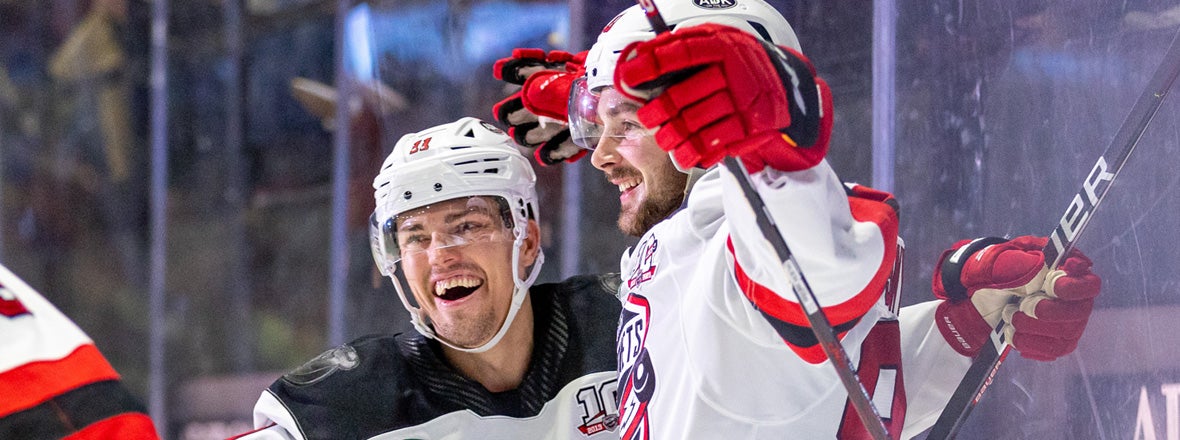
[[398, 232, 544, 354]]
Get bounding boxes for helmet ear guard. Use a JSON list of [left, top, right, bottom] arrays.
[[370, 117, 544, 353]]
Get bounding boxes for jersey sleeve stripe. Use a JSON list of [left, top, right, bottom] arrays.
[[754, 306, 860, 364], [0, 380, 153, 439], [62, 412, 159, 440], [0, 344, 121, 416], [728, 188, 899, 325], [725, 190, 899, 363]]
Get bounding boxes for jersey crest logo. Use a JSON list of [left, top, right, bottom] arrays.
[[626, 237, 659, 289], [0, 282, 31, 318], [575, 378, 620, 436], [618, 294, 655, 440], [282, 345, 360, 386]]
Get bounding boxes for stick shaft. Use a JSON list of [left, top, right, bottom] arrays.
[[928, 26, 1180, 440]]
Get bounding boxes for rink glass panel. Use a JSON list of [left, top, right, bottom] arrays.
[[2, 0, 1179, 438]]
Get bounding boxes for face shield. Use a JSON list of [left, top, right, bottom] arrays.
[[371, 196, 515, 279], [567, 77, 653, 150]]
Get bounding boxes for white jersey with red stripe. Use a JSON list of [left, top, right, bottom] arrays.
[[614, 161, 971, 440], [0, 263, 159, 439]]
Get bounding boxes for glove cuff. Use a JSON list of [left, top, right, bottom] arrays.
[[521, 70, 575, 121], [935, 300, 994, 357], [935, 236, 1009, 302]]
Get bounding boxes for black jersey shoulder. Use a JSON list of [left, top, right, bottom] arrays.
[[527, 273, 621, 383], [264, 274, 622, 439], [531, 273, 621, 373], [266, 333, 457, 439]]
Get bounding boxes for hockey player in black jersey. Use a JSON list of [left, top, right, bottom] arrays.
[[233, 117, 622, 440]]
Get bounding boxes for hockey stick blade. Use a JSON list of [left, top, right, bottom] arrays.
[[630, 1, 890, 438], [927, 25, 1180, 440]]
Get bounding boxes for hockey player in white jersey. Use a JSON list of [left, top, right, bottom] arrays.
[[0, 263, 160, 439], [493, 0, 1104, 438], [234, 118, 622, 440]]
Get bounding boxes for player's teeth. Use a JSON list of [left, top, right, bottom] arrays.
[[618, 180, 639, 192], [435, 276, 480, 295]]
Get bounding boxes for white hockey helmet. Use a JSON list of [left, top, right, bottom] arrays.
[[370, 117, 543, 353], [585, 0, 800, 92], [570, 0, 801, 149]]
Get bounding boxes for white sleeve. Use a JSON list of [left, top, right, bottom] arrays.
[[0, 263, 95, 373], [234, 390, 303, 440], [897, 300, 973, 439], [718, 161, 889, 320], [234, 424, 298, 440]]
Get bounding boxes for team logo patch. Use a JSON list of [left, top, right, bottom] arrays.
[[0, 283, 31, 318], [626, 237, 659, 289], [575, 378, 620, 436], [693, 0, 736, 10], [283, 345, 360, 386], [618, 294, 655, 440]]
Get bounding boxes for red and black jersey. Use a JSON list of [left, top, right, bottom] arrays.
[[0, 264, 159, 440]]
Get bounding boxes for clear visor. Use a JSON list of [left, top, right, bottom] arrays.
[[371, 196, 515, 275], [567, 77, 653, 150]]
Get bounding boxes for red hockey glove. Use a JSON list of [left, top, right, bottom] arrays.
[[613, 24, 832, 173], [932, 236, 1102, 361], [492, 48, 587, 166]]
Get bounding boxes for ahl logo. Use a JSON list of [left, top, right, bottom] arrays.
[[0, 283, 31, 318], [626, 237, 659, 289], [693, 0, 736, 9]]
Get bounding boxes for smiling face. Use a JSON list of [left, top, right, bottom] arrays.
[[590, 87, 688, 237], [394, 196, 539, 348]]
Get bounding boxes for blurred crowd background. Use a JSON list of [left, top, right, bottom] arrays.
[[3, 0, 1180, 438]]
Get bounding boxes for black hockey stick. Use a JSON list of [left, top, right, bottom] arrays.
[[632, 1, 890, 438], [926, 25, 1180, 440]]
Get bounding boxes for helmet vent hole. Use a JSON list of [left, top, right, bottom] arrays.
[[464, 129, 476, 138], [483, 168, 500, 174]]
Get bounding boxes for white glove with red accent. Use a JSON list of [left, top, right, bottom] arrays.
[[612, 23, 832, 173], [932, 236, 1102, 361], [492, 48, 587, 166]]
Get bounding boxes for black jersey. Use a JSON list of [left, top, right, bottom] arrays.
[[238, 274, 622, 440]]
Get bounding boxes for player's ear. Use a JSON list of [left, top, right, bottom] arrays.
[[519, 219, 542, 270]]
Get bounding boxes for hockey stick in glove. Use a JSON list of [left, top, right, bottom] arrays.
[[926, 25, 1180, 440], [633, 1, 890, 439]]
